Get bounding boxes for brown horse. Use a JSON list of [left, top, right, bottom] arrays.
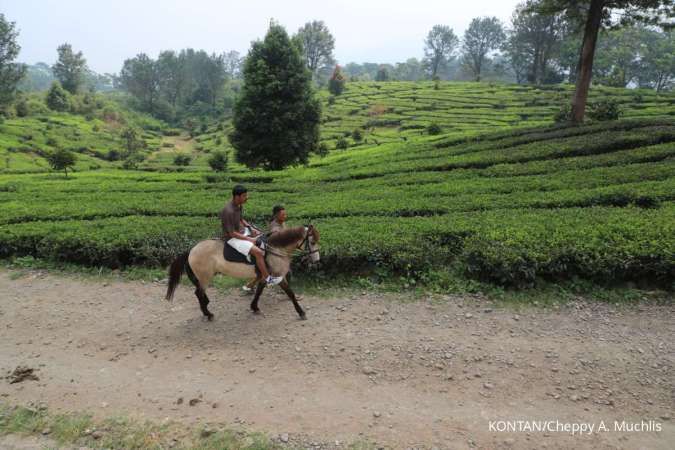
[[165, 225, 320, 320]]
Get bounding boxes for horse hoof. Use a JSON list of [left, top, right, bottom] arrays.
[[251, 309, 262, 315], [299, 313, 307, 320], [207, 314, 214, 321]]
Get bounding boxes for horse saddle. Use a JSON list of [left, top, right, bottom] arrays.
[[223, 235, 268, 266]]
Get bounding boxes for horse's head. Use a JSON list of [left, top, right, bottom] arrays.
[[305, 224, 320, 263]]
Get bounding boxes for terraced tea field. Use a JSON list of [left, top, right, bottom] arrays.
[[1, 82, 674, 288]]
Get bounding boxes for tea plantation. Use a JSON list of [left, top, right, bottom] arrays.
[[1, 82, 674, 288]]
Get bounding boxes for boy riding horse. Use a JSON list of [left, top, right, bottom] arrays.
[[220, 185, 284, 286]]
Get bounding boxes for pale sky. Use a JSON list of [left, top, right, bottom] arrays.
[[4, 0, 522, 74]]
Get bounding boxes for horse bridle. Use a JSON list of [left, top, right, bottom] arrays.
[[263, 226, 319, 260]]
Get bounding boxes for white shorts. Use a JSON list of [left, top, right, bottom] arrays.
[[227, 237, 254, 256]]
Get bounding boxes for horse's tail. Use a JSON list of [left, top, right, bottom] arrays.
[[165, 252, 189, 302]]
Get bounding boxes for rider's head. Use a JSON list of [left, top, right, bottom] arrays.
[[272, 205, 286, 223], [232, 184, 248, 205]]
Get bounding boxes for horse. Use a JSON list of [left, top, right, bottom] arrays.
[[164, 225, 320, 320]]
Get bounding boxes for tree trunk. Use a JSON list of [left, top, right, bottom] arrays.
[[571, 0, 605, 124]]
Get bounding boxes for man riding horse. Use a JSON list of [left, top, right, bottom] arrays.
[[220, 184, 284, 286], [165, 185, 320, 320]]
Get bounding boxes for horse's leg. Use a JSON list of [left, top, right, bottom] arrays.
[[186, 258, 214, 321], [250, 282, 265, 314], [279, 280, 306, 320], [196, 288, 214, 321]]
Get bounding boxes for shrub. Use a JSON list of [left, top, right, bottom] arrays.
[[106, 149, 121, 161], [335, 137, 349, 149], [587, 99, 621, 121], [46, 81, 70, 112], [163, 128, 181, 136], [122, 153, 145, 169], [316, 142, 329, 156], [328, 65, 346, 96], [46, 148, 76, 177], [327, 95, 336, 106], [427, 123, 442, 135], [554, 103, 573, 123], [15, 99, 29, 117], [173, 154, 192, 166], [352, 129, 363, 142], [207, 151, 228, 172]]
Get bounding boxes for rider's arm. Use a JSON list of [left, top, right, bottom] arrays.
[[241, 218, 261, 236]]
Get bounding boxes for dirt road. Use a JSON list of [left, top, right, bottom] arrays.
[[0, 270, 672, 449]]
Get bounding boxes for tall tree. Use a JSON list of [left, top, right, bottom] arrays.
[[504, 1, 566, 84], [423, 25, 459, 79], [45, 81, 70, 111], [393, 58, 425, 81], [52, 43, 87, 94], [0, 14, 27, 109], [189, 50, 226, 107], [294, 20, 335, 80], [119, 53, 159, 111], [638, 29, 674, 91], [230, 23, 321, 170], [538, 0, 674, 123], [328, 65, 346, 95], [223, 50, 243, 79], [156, 50, 187, 107], [593, 26, 646, 87], [461, 17, 506, 82]]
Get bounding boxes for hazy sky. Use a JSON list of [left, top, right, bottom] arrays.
[[4, 0, 522, 74]]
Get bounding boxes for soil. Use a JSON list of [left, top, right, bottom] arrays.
[[0, 270, 672, 449]]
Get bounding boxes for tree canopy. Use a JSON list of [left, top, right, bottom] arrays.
[[294, 20, 336, 81], [52, 43, 87, 94], [229, 23, 321, 170], [424, 25, 459, 79], [0, 14, 27, 110], [462, 17, 506, 81]]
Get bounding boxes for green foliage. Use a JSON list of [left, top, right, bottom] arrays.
[[46, 148, 76, 176], [587, 98, 622, 121], [173, 154, 191, 166], [15, 98, 29, 117], [1, 82, 675, 290], [294, 20, 336, 79], [375, 66, 389, 81], [52, 43, 87, 94], [427, 123, 442, 135], [424, 25, 459, 79], [120, 127, 144, 157], [46, 81, 70, 111], [0, 14, 27, 109], [554, 102, 573, 123], [229, 23, 321, 170], [107, 149, 121, 161], [328, 65, 346, 96], [352, 128, 363, 142], [207, 151, 228, 171], [122, 153, 145, 169], [335, 136, 349, 149], [461, 16, 506, 82], [317, 141, 329, 156]]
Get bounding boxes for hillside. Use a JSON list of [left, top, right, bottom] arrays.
[[2, 82, 674, 173], [1, 81, 674, 289]]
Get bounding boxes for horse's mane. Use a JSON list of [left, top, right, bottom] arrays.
[[267, 226, 305, 247]]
